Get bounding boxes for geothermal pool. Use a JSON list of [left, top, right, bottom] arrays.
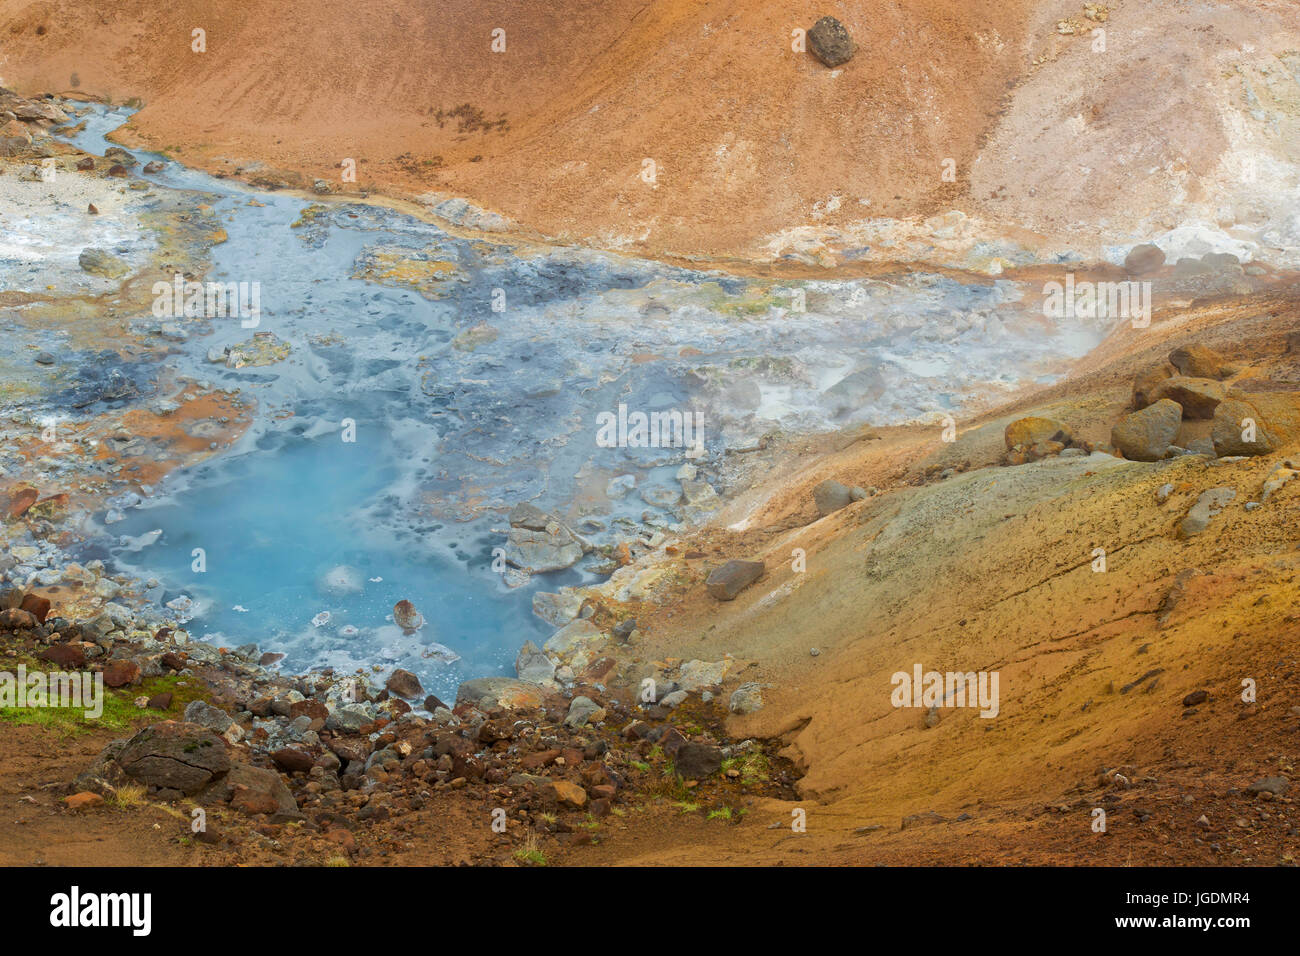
[[31, 106, 1118, 700]]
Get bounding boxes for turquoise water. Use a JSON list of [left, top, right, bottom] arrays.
[[47, 106, 1112, 701]]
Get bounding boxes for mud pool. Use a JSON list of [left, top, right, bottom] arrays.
[[3, 105, 1124, 700]]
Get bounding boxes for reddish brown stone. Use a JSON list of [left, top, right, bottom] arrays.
[[64, 792, 105, 811], [39, 643, 85, 669], [102, 660, 142, 688], [20, 593, 50, 623], [6, 487, 38, 517]]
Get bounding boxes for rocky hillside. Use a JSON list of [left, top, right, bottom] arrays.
[[4, 0, 1296, 264]]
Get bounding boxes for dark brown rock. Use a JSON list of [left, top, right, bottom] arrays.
[[115, 721, 230, 794], [706, 560, 765, 601], [807, 16, 856, 67], [1124, 243, 1166, 275]]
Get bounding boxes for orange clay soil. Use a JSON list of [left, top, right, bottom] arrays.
[[6, 0, 1297, 263]]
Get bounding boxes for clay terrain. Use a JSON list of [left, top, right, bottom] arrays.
[[0, 0, 1298, 872]]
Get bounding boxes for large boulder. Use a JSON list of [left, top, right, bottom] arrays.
[[199, 762, 303, 821], [813, 479, 853, 515], [1111, 399, 1183, 461], [1169, 344, 1230, 380], [1148, 376, 1227, 419], [1212, 393, 1300, 456], [807, 16, 856, 67], [675, 742, 724, 779], [1132, 363, 1174, 409], [706, 560, 765, 600], [114, 721, 230, 794], [1124, 243, 1166, 275], [1004, 416, 1072, 449]]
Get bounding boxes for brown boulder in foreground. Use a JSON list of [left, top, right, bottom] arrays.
[[1212, 393, 1300, 456], [706, 560, 765, 601], [1111, 399, 1183, 461]]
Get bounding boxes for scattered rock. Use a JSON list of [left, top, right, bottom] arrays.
[[1124, 243, 1166, 275], [385, 668, 423, 699], [515, 640, 556, 684], [1148, 376, 1226, 419], [813, 479, 854, 515], [77, 247, 129, 279], [729, 682, 764, 714], [1170, 344, 1230, 380], [564, 695, 605, 729], [1178, 488, 1235, 539], [675, 742, 723, 778], [1004, 416, 1072, 449], [706, 560, 765, 600], [64, 792, 105, 811], [1111, 399, 1183, 461], [807, 16, 856, 67]]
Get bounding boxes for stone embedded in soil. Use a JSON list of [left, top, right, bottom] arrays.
[[0, 607, 38, 629], [1182, 689, 1208, 707], [7, 487, 39, 518], [20, 593, 51, 623], [39, 643, 85, 668], [1148, 376, 1226, 419], [385, 667, 423, 698], [675, 741, 723, 778], [807, 16, 856, 67], [729, 681, 764, 714], [1111, 398, 1183, 461], [1124, 243, 1166, 275], [184, 699, 234, 733], [546, 779, 588, 809], [564, 695, 605, 728], [113, 721, 231, 794], [1247, 776, 1290, 795], [77, 247, 129, 278], [813, 479, 854, 515], [706, 559, 765, 600], [203, 762, 303, 821], [456, 676, 549, 711], [1004, 416, 1072, 449], [63, 792, 105, 811], [1178, 487, 1235, 538]]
